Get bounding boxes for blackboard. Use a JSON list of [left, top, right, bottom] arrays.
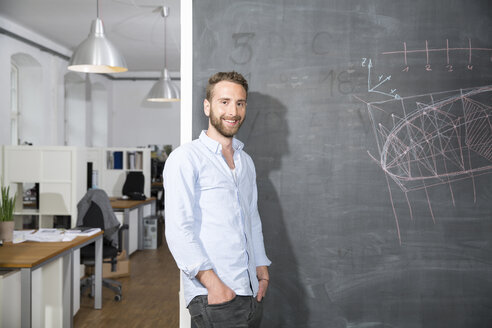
[[192, 1, 492, 327]]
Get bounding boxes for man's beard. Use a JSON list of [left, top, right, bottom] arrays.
[[209, 106, 245, 138]]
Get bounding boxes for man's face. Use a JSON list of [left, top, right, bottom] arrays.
[[205, 81, 247, 138]]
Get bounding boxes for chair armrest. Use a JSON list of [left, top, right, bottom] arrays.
[[117, 224, 129, 253]]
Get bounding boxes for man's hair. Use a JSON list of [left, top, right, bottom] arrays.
[[206, 71, 249, 102]]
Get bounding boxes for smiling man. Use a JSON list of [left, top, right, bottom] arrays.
[[163, 71, 271, 328]]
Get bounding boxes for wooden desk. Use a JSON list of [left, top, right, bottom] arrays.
[[110, 197, 156, 210], [0, 232, 103, 328], [110, 197, 156, 256]]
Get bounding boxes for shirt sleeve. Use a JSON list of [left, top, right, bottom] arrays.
[[163, 148, 213, 279], [249, 163, 272, 267]]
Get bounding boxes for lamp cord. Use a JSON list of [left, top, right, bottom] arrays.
[[163, 7, 167, 69]]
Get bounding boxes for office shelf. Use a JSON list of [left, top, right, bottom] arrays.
[[2, 146, 85, 228], [87, 147, 151, 198], [1, 146, 151, 227]]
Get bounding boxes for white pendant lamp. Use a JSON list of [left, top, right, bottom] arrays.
[[147, 68, 180, 102], [146, 6, 180, 102], [68, 0, 127, 73]]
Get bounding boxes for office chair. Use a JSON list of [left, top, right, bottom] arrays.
[[79, 199, 128, 301], [122, 171, 146, 200]]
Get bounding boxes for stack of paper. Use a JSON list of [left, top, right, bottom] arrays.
[[12, 228, 101, 243], [65, 227, 101, 236], [13, 230, 35, 244], [25, 229, 71, 242]]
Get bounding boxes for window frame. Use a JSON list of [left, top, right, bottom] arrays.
[[10, 63, 19, 145]]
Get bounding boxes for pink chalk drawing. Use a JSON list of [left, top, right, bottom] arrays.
[[357, 57, 492, 244], [382, 38, 492, 72]]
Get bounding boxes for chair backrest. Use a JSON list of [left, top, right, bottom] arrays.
[[82, 201, 105, 230], [122, 171, 145, 196]]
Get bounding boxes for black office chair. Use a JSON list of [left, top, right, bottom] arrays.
[[79, 200, 128, 301], [122, 171, 146, 200]]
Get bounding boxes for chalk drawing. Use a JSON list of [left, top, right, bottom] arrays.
[[357, 57, 492, 244], [230, 32, 255, 64], [382, 38, 492, 72], [362, 58, 400, 100]]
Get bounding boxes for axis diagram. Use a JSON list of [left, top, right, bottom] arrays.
[[357, 59, 492, 243]]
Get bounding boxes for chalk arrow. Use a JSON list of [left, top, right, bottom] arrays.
[[369, 76, 391, 91]]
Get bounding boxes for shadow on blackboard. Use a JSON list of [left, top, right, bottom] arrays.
[[237, 92, 310, 326]]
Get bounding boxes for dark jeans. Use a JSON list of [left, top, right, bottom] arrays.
[[188, 295, 263, 328]]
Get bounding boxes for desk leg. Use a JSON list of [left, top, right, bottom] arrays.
[[20, 268, 32, 328], [138, 206, 144, 250], [94, 235, 102, 309], [123, 208, 130, 257]]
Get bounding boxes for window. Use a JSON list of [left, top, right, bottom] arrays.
[[10, 63, 19, 145], [11, 53, 44, 145]]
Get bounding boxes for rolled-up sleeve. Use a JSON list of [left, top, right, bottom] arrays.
[[249, 166, 272, 267], [163, 148, 213, 279]]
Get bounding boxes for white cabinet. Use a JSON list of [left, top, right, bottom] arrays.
[[2, 146, 85, 228], [0, 270, 21, 328]]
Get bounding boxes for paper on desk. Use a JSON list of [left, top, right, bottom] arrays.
[[65, 227, 101, 236], [13, 228, 86, 242], [26, 229, 65, 242], [13, 230, 35, 244], [26, 233, 76, 242], [25, 229, 77, 242], [62, 234, 77, 241]]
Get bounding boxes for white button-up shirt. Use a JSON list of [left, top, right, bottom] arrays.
[[163, 131, 271, 306]]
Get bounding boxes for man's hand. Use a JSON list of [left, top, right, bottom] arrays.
[[196, 270, 236, 305], [256, 266, 269, 302]]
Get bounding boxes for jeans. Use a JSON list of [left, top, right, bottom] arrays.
[[188, 295, 263, 328]]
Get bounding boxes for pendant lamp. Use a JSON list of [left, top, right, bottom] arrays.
[[146, 6, 180, 102], [68, 0, 127, 73]]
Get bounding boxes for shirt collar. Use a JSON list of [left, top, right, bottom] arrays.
[[199, 130, 244, 154]]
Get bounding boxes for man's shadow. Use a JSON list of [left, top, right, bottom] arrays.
[[237, 92, 309, 327]]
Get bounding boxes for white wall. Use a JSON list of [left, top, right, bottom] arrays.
[[112, 80, 181, 149], [0, 23, 69, 146], [179, 0, 193, 326], [91, 82, 109, 147], [0, 16, 82, 147], [64, 72, 86, 146]]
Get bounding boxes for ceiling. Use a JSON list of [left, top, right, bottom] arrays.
[[0, 0, 181, 78]]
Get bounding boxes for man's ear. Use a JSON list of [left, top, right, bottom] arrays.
[[204, 99, 210, 117]]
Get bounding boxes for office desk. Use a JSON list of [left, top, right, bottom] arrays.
[[110, 197, 156, 256], [0, 232, 103, 328]]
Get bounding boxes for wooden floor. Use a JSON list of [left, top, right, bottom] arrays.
[[74, 241, 180, 328]]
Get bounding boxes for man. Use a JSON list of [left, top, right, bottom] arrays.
[[163, 71, 271, 328]]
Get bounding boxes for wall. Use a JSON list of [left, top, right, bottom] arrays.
[[112, 80, 181, 150], [91, 82, 109, 147], [192, 1, 492, 327], [0, 17, 69, 146]]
